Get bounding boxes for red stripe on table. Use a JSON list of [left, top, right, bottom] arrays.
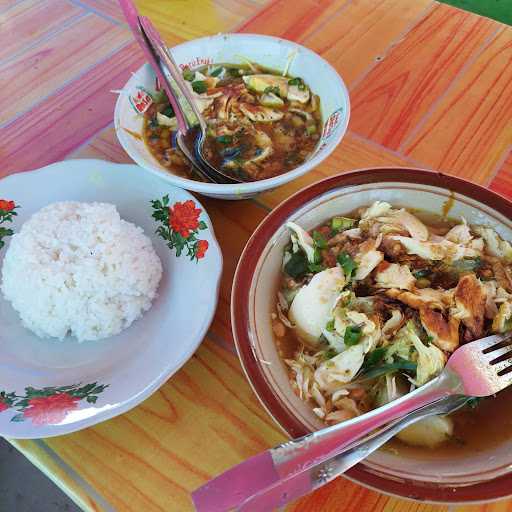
[[237, 0, 339, 41], [490, 150, 512, 200], [349, 4, 497, 151], [0, 14, 129, 122], [0, 42, 144, 177], [0, 0, 83, 62]]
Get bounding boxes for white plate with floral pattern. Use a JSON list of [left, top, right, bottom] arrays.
[[0, 159, 222, 438]]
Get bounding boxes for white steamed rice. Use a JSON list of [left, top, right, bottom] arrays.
[[1, 201, 162, 342]]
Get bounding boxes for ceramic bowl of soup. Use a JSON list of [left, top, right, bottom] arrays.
[[232, 167, 512, 503], [114, 33, 349, 200]]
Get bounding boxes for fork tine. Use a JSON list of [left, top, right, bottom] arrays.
[[483, 345, 512, 363], [497, 368, 512, 391], [490, 359, 512, 374], [478, 333, 512, 353]]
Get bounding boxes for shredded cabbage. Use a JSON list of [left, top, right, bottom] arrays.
[[286, 221, 316, 263], [385, 322, 445, 386]]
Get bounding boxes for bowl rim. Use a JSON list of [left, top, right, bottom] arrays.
[[231, 166, 512, 503], [113, 32, 350, 195]]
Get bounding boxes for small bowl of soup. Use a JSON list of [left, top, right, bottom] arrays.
[[114, 33, 349, 200], [232, 167, 512, 503]]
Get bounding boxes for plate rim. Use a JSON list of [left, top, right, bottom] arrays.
[[0, 159, 223, 438]]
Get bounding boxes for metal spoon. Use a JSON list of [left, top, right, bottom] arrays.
[[118, 0, 235, 183], [134, 20, 220, 183], [138, 16, 244, 184]]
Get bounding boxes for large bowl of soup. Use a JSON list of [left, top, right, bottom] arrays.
[[114, 33, 349, 200], [232, 167, 512, 503]]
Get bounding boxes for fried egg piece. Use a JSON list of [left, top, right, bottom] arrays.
[[289, 267, 346, 347]]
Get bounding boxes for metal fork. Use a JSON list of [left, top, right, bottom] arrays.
[[192, 333, 512, 511]]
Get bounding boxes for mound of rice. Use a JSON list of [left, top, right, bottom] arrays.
[[1, 202, 162, 342]]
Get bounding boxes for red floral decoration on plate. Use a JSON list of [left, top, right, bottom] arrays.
[[196, 239, 209, 260], [0, 199, 18, 249], [151, 195, 209, 261], [0, 383, 108, 425], [23, 393, 80, 426], [0, 200, 15, 211], [169, 200, 201, 238]]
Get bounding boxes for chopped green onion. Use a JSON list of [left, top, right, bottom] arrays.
[[325, 348, 338, 359], [325, 319, 335, 332], [344, 325, 362, 346], [162, 106, 174, 118], [288, 77, 303, 86], [337, 251, 357, 277], [359, 359, 417, 381], [227, 67, 242, 77], [216, 135, 233, 144], [210, 67, 223, 77], [313, 247, 322, 265], [284, 251, 308, 278], [191, 80, 208, 94], [413, 269, 431, 279], [331, 216, 355, 232], [263, 85, 281, 96], [308, 262, 325, 274], [306, 125, 317, 135], [183, 69, 195, 81], [312, 230, 327, 249], [362, 347, 387, 369]]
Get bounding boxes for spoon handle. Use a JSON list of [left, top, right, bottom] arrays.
[[138, 16, 208, 133], [117, 0, 188, 134]]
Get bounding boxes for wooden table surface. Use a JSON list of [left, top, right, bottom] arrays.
[[1, 0, 512, 510]]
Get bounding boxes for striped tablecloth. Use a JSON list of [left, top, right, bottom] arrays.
[[1, 0, 511, 510]]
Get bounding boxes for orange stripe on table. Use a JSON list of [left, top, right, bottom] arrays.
[[238, 0, 343, 42], [490, 150, 512, 199], [403, 27, 512, 184], [349, 3, 498, 151], [302, 0, 435, 87]]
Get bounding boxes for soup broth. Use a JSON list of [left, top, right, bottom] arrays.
[[143, 63, 322, 182], [273, 202, 512, 451]]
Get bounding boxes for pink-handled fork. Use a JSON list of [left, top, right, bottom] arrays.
[[193, 333, 512, 511]]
